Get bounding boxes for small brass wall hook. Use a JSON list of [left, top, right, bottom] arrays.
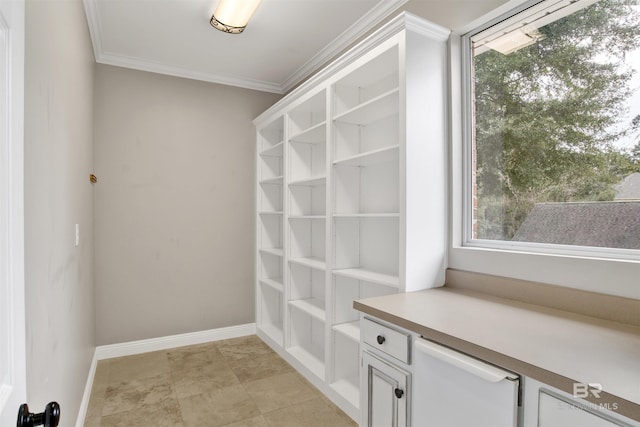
[[90, 174, 98, 184]]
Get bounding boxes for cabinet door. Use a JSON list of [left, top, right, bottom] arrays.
[[362, 351, 409, 427]]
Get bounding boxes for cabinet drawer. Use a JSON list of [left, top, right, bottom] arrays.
[[362, 317, 410, 363]]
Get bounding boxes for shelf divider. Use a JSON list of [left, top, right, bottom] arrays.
[[333, 268, 399, 288], [333, 145, 399, 167], [333, 320, 360, 343], [289, 298, 326, 321], [289, 256, 326, 270]]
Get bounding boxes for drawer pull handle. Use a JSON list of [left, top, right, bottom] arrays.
[[394, 388, 404, 399], [376, 335, 385, 345]]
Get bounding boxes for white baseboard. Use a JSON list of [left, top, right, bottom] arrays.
[[75, 352, 98, 427], [94, 323, 256, 360], [76, 323, 256, 426]]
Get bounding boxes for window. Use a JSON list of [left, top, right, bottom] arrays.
[[464, 0, 640, 257]]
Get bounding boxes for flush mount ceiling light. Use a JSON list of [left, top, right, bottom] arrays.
[[210, 0, 263, 34]]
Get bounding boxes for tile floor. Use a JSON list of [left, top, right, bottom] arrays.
[[84, 335, 357, 427]]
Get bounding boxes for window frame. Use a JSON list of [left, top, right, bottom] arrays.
[[449, 0, 640, 299]]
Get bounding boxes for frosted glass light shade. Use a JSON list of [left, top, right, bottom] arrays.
[[210, 0, 263, 34]]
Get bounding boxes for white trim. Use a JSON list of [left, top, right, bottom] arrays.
[[82, 0, 409, 94], [74, 353, 97, 427], [95, 52, 284, 94], [254, 12, 450, 127], [94, 323, 256, 360], [280, 0, 409, 93], [76, 323, 257, 426], [450, 1, 640, 300]]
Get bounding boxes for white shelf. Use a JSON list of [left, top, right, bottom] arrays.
[[258, 322, 283, 345], [333, 321, 360, 343], [289, 215, 326, 220], [259, 211, 284, 216], [333, 213, 399, 218], [290, 121, 326, 144], [260, 176, 284, 185], [260, 141, 284, 157], [288, 345, 325, 379], [333, 268, 399, 288], [289, 256, 326, 270], [331, 379, 360, 409], [259, 277, 284, 293], [334, 145, 399, 167], [259, 247, 284, 257], [333, 89, 399, 125], [289, 298, 326, 321], [288, 176, 326, 187]]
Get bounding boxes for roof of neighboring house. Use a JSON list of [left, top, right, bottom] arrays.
[[512, 201, 640, 249], [615, 172, 640, 200]]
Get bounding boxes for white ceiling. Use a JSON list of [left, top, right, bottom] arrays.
[[83, 0, 409, 94]]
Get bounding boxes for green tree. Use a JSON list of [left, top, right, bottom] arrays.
[[473, 0, 640, 240]]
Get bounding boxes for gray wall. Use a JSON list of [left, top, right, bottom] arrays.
[[94, 65, 281, 345], [24, 0, 96, 421]]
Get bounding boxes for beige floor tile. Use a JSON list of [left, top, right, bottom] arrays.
[[262, 398, 357, 427], [227, 354, 293, 383], [216, 336, 275, 363], [94, 360, 111, 386], [90, 336, 357, 427], [222, 415, 269, 427], [172, 360, 239, 398], [108, 350, 171, 384], [243, 372, 319, 413], [100, 398, 183, 427], [82, 415, 102, 427], [178, 384, 260, 427], [103, 373, 176, 416], [167, 342, 225, 372]]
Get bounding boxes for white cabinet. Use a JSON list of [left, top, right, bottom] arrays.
[[413, 338, 520, 427], [523, 377, 639, 427], [362, 351, 410, 427], [254, 12, 449, 421], [360, 316, 412, 427]]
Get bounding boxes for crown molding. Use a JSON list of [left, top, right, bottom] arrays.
[[280, 0, 409, 93], [82, 0, 409, 93], [96, 51, 284, 93]]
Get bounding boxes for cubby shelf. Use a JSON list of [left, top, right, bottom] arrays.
[[260, 141, 284, 157], [288, 345, 325, 379], [333, 268, 399, 288], [334, 145, 399, 167], [288, 176, 326, 187], [289, 257, 326, 270], [289, 298, 326, 321], [331, 380, 359, 408], [290, 122, 326, 144], [259, 211, 284, 216], [260, 176, 284, 185], [333, 89, 399, 125], [259, 247, 284, 257], [333, 213, 399, 218], [259, 278, 284, 293], [289, 215, 325, 220], [259, 322, 283, 345], [332, 321, 360, 342]]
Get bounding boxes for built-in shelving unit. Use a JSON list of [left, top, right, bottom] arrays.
[[256, 116, 285, 346], [253, 13, 449, 422], [286, 89, 329, 381]]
